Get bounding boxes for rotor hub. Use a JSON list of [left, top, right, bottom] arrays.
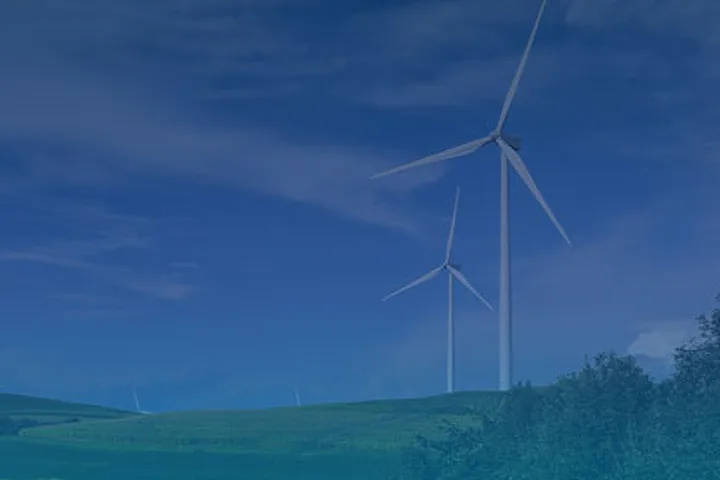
[[502, 134, 522, 151]]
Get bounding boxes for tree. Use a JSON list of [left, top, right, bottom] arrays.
[[673, 293, 720, 393], [655, 293, 720, 478], [518, 352, 656, 480]]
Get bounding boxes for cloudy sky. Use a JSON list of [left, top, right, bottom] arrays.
[[0, 0, 718, 411]]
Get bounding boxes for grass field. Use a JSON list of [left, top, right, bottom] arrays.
[[1, 390, 506, 480], [21, 391, 505, 453], [1, 437, 397, 480]]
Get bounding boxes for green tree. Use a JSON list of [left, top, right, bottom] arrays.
[[654, 293, 720, 478], [512, 353, 656, 480]]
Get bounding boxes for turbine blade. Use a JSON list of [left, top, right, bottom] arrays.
[[370, 136, 493, 179], [448, 265, 494, 311], [496, 138, 572, 245], [383, 266, 442, 301], [495, 0, 548, 132], [444, 186, 460, 263]]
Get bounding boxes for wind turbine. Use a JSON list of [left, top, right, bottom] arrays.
[[382, 186, 494, 394], [293, 385, 302, 407], [371, 0, 570, 391], [132, 383, 151, 415]]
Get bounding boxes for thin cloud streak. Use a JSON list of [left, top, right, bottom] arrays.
[[0, 201, 197, 300], [0, 0, 715, 231], [0, 64, 441, 236]]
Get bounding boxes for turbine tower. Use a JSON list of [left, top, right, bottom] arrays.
[[371, 0, 570, 391], [382, 187, 494, 393]]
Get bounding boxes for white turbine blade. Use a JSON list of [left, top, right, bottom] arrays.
[[382, 266, 442, 301], [495, 0, 548, 132], [496, 138, 571, 246], [370, 136, 494, 179], [444, 186, 460, 263], [448, 265, 494, 311]]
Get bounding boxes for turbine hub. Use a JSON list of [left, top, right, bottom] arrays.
[[502, 134, 522, 151]]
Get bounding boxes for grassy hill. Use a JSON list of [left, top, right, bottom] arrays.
[[0, 390, 506, 480], [20, 391, 506, 454], [0, 392, 133, 426]]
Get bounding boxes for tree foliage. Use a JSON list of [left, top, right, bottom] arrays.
[[396, 293, 720, 479]]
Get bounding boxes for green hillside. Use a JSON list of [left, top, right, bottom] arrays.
[[0, 391, 507, 480], [20, 391, 506, 454], [0, 392, 133, 427]]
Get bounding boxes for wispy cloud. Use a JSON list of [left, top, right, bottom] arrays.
[[352, 46, 577, 108], [0, 0, 444, 236], [0, 198, 197, 300], [347, 1, 718, 111], [1, 0, 716, 234], [627, 319, 697, 364], [564, 0, 720, 46]]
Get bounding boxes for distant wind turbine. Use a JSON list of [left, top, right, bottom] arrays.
[[132, 384, 151, 415], [371, 0, 570, 391], [293, 385, 302, 407], [382, 187, 494, 394]]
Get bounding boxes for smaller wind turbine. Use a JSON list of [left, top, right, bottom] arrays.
[[132, 383, 151, 415], [293, 385, 302, 407], [382, 186, 494, 393]]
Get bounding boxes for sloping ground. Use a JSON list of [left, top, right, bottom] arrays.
[[21, 391, 506, 454], [0, 392, 133, 426]]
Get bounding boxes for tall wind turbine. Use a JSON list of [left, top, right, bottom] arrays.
[[371, 0, 570, 391], [382, 187, 494, 394]]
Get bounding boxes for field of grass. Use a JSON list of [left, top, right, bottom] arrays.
[[21, 391, 505, 454], [1, 390, 506, 480], [0, 393, 133, 426]]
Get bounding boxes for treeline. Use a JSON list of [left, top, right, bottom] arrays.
[[395, 293, 720, 479]]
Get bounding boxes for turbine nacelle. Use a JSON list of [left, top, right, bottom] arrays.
[[445, 262, 461, 271], [488, 130, 521, 151]]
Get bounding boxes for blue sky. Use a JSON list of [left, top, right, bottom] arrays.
[[0, 0, 718, 412]]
